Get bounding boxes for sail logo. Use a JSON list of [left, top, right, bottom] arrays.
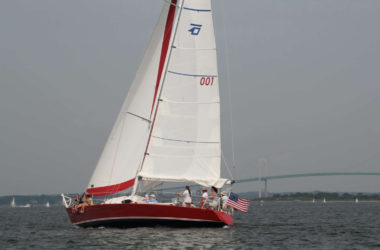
[[188, 24, 202, 36]]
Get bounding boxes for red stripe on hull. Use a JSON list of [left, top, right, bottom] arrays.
[[65, 203, 233, 228], [86, 178, 135, 197]]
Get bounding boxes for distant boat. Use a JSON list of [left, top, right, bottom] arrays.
[[323, 198, 326, 204], [10, 197, 16, 208], [45, 202, 50, 208], [20, 204, 31, 208], [355, 198, 359, 203], [312, 199, 315, 203]]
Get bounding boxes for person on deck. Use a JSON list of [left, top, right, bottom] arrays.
[[177, 186, 192, 207], [200, 187, 208, 208], [211, 186, 218, 199], [147, 194, 158, 203], [87, 193, 93, 206], [220, 191, 229, 210], [71, 193, 81, 213], [208, 186, 219, 209], [77, 193, 92, 213]]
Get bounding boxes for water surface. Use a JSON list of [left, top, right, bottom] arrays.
[[1, 201, 379, 249]]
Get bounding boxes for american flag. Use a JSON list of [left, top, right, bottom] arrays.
[[226, 192, 250, 213]]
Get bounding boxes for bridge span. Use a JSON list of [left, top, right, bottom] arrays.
[[236, 172, 380, 183], [155, 172, 380, 196], [236, 172, 380, 198]]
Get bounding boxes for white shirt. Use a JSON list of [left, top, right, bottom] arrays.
[[183, 190, 192, 203], [222, 195, 228, 205], [202, 192, 208, 199]]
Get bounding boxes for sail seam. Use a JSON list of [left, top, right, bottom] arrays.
[[160, 99, 219, 104], [163, 0, 211, 12], [151, 135, 220, 144], [146, 153, 220, 158], [183, 7, 211, 12], [167, 70, 217, 78], [172, 46, 216, 50]]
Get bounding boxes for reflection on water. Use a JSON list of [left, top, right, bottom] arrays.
[[1, 202, 380, 249]]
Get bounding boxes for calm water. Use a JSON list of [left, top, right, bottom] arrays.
[[1, 201, 380, 249]]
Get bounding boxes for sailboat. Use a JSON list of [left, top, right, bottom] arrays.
[[62, 0, 235, 228], [46, 201, 51, 208], [355, 198, 359, 203], [10, 197, 16, 208]]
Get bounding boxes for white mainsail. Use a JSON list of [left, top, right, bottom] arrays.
[[139, 0, 226, 188], [87, 0, 226, 196]]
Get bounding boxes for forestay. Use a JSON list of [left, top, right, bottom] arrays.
[[139, 0, 227, 188]]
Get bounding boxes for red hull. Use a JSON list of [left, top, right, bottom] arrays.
[[65, 203, 233, 228]]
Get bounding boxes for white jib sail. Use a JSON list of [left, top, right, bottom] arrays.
[[86, 3, 173, 196], [139, 0, 227, 188]]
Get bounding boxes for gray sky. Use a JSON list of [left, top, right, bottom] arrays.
[[1, 0, 379, 195]]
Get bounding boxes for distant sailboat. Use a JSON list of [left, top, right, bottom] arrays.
[[323, 198, 326, 204], [45, 202, 50, 208], [355, 198, 359, 203], [312, 199, 315, 204], [10, 197, 16, 208]]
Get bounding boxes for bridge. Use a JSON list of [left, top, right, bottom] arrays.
[[156, 172, 380, 197], [236, 172, 380, 198]]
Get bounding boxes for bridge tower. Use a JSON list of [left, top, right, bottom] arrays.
[[257, 158, 268, 198]]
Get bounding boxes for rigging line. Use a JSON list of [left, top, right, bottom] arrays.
[[218, 0, 237, 179], [221, 150, 234, 179]]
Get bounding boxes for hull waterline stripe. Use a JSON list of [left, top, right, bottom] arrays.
[[168, 70, 217, 78]]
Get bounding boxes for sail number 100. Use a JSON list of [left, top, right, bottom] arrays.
[[200, 77, 214, 86]]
